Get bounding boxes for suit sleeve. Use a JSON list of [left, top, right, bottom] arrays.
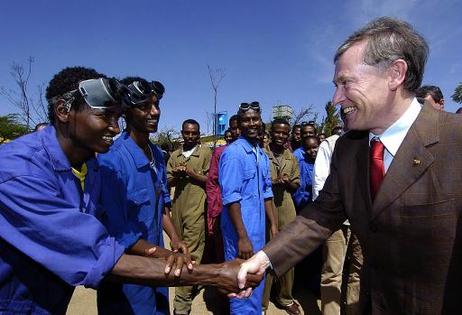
[[263, 141, 347, 276]]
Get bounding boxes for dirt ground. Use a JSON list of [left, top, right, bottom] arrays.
[[67, 233, 321, 315], [67, 283, 320, 315]]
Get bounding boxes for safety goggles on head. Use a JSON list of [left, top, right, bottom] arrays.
[[239, 101, 261, 112], [49, 78, 121, 111], [78, 78, 118, 109], [151, 81, 165, 100], [124, 81, 153, 107]]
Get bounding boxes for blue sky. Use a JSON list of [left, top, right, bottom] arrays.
[[1, 0, 461, 133]]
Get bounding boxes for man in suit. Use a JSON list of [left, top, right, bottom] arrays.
[[235, 17, 462, 314]]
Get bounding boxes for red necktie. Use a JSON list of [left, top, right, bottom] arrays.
[[370, 138, 385, 201]]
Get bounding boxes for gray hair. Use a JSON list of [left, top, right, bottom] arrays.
[[334, 17, 429, 92]]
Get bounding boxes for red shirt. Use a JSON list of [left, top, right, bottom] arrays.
[[205, 145, 227, 234]]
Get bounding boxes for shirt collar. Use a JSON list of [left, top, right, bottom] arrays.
[[120, 131, 150, 168], [42, 125, 72, 171], [236, 136, 261, 154], [42, 125, 99, 172], [369, 97, 421, 156]]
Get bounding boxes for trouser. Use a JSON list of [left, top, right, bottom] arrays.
[[262, 202, 296, 310], [172, 206, 205, 314], [262, 267, 294, 310], [320, 225, 363, 315]]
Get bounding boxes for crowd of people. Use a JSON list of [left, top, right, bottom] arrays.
[[1, 16, 462, 315]]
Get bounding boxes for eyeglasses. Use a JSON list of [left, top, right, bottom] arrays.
[[239, 101, 261, 112]]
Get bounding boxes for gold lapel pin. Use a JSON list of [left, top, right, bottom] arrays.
[[413, 158, 421, 166]]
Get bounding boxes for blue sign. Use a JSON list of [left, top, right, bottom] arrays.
[[215, 111, 227, 136]]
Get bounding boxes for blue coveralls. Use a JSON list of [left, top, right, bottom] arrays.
[[97, 131, 170, 315], [292, 147, 314, 210], [0, 126, 124, 314], [219, 137, 273, 315]]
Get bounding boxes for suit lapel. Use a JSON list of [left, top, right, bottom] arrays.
[[371, 105, 439, 221]]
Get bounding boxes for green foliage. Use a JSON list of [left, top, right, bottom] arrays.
[[452, 83, 462, 104], [0, 114, 29, 143], [318, 101, 341, 136], [152, 127, 181, 152]]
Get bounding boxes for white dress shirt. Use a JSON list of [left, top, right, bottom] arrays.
[[312, 134, 340, 201], [369, 98, 421, 173]]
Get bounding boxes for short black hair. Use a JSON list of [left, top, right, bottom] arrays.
[[182, 119, 200, 132], [229, 114, 239, 125], [46, 66, 105, 124], [415, 85, 444, 103], [303, 135, 319, 145], [332, 126, 343, 135], [271, 118, 290, 130], [301, 123, 317, 136]]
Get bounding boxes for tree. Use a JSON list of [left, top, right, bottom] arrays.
[[207, 65, 226, 143], [290, 105, 316, 126], [0, 57, 48, 130], [452, 82, 462, 104], [319, 101, 342, 136], [0, 114, 29, 144], [152, 127, 181, 151]]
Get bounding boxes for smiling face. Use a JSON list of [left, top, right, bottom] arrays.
[[302, 136, 319, 163], [270, 123, 290, 148], [332, 41, 393, 134], [125, 95, 160, 134], [238, 109, 262, 144], [69, 103, 121, 155]]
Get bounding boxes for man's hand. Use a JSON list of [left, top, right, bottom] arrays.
[[238, 237, 254, 259], [144, 246, 192, 277], [216, 259, 263, 294], [171, 238, 193, 271], [234, 251, 271, 298], [173, 165, 187, 177]]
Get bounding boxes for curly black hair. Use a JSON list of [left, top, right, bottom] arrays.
[[46, 66, 105, 124]]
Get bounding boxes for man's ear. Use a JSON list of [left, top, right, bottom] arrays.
[[54, 100, 71, 123], [388, 59, 407, 91]]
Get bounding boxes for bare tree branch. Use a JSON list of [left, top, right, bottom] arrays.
[[0, 57, 46, 130], [291, 105, 315, 125], [207, 65, 226, 147]]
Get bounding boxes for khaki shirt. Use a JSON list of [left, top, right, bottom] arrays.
[[264, 147, 300, 227], [167, 144, 212, 217]]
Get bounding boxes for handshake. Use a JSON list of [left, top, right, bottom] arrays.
[[111, 247, 272, 298], [160, 250, 272, 297]]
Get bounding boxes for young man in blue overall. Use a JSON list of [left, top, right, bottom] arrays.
[[0, 67, 259, 315], [219, 102, 278, 314]]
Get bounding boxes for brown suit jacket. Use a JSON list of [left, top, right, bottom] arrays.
[[264, 104, 462, 314]]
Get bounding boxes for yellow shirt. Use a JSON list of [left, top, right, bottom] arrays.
[[72, 163, 88, 190]]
